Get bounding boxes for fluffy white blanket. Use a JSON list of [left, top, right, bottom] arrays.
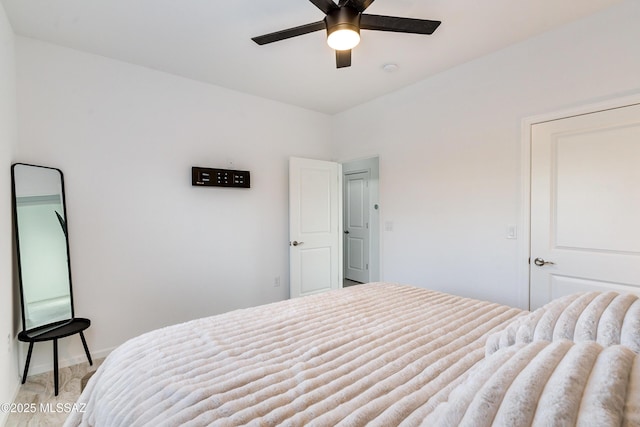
[[64, 283, 522, 426], [427, 340, 640, 426], [486, 292, 640, 355], [65, 285, 640, 426]]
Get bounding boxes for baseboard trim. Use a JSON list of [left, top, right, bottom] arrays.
[[20, 346, 115, 379]]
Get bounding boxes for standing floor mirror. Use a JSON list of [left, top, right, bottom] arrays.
[[11, 163, 92, 396]]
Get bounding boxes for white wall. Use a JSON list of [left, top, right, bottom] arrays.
[[0, 1, 19, 424], [333, 0, 640, 309], [15, 37, 332, 372]]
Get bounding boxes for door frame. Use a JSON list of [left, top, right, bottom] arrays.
[[518, 93, 640, 310]]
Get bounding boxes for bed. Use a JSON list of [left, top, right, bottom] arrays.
[[64, 283, 640, 426]]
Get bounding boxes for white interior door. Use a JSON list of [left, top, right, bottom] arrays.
[[344, 171, 370, 283], [530, 103, 640, 309], [289, 157, 342, 298]]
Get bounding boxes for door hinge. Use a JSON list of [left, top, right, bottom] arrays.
[[366, 222, 369, 229], [366, 263, 369, 270]]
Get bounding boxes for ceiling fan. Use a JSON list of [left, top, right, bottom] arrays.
[[252, 0, 441, 69]]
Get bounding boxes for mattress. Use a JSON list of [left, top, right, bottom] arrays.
[[64, 283, 524, 426]]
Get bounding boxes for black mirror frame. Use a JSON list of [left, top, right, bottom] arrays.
[[11, 163, 76, 335]]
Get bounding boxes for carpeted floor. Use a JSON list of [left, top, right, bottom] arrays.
[[4, 358, 103, 427]]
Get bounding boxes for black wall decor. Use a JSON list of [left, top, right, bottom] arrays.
[[192, 166, 250, 188]]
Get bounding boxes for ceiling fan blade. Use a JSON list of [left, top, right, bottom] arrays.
[[336, 49, 352, 68], [360, 14, 441, 34], [252, 21, 325, 45], [341, 0, 375, 12], [308, 0, 339, 15]]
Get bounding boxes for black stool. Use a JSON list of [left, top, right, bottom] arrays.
[[18, 318, 92, 396]]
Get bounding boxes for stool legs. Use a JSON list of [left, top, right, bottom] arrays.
[[53, 339, 59, 396], [21, 342, 34, 384], [79, 331, 93, 366], [22, 339, 62, 396]]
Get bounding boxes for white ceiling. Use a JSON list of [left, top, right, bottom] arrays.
[[1, 0, 625, 114]]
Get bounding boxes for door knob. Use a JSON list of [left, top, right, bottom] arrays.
[[291, 241, 304, 246], [533, 257, 555, 266], [344, 230, 350, 234]]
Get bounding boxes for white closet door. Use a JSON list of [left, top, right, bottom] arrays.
[[530, 103, 640, 309]]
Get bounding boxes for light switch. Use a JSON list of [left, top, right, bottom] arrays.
[[506, 225, 517, 239], [385, 221, 394, 232]]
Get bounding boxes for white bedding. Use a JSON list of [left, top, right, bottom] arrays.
[[427, 340, 640, 426], [64, 283, 523, 426], [486, 291, 640, 355], [64, 283, 640, 426]]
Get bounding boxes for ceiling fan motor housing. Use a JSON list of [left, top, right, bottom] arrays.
[[325, 7, 361, 41]]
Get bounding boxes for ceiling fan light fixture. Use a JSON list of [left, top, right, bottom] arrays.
[[325, 7, 361, 51], [327, 28, 360, 50]]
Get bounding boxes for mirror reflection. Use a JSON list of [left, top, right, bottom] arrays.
[[12, 164, 73, 331]]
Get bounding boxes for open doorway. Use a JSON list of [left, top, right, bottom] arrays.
[[342, 157, 380, 287]]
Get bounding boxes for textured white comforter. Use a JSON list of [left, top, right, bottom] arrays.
[[433, 291, 640, 426], [64, 283, 523, 426], [64, 284, 640, 426]]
